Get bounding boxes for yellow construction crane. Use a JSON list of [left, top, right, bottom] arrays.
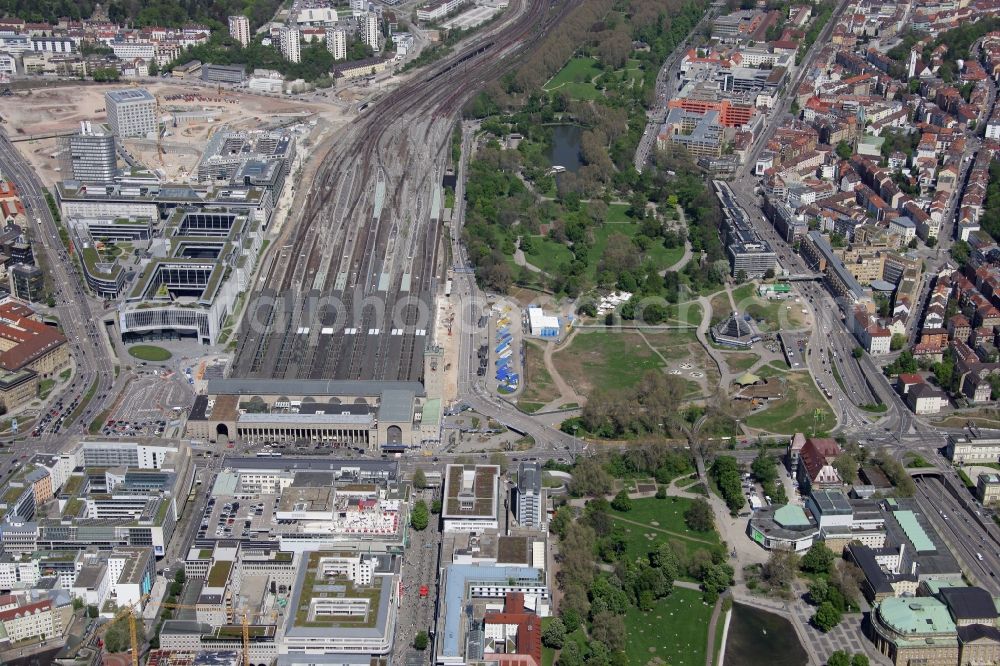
[[94, 594, 150, 666], [160, 601, 279, 666]]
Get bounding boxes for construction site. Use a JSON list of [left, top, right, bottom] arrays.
[[1, 82, 352, 185]]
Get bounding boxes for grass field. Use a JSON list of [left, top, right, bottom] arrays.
[[519, 341, 558, 412], [709, 291, 732, 324], [605, 202, 632, 223], [731, 283, 807, 331], [609, 496, 719, 561], [638, 328, 699, 362], [127, 345, 172, 362], [665, 301, 703, 326], [746, 372, 835, 434], [552, 330, 664, 396], [724, 352, 760, 374], [623, 587, 713, 666], [522, 236, 574, 274], [543, 57, 604, 99]]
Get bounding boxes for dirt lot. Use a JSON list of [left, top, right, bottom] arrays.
[[2, 82, 352, 185]]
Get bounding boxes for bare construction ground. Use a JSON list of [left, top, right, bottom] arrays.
[[2, 82, 351, 185]]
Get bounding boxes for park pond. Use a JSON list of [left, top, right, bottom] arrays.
[[724, 603, 808, 666], [546, 124, 583, 173]]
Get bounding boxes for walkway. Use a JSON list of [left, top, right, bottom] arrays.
[[704, 593, 729, 666], [513, 239, 546, 275], [538, 329, 586, 411], [661, 205, 693, 275]]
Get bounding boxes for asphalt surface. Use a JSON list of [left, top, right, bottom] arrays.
[[0, 128, 124, 450]]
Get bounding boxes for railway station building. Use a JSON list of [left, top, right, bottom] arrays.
[[186, 379, 436, 450]]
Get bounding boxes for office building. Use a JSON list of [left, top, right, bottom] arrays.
[[105, 88, 157, 139], [10, 264, 44, 302], [280, 27, 301, 63], [201, 63, 246, 84], [228, 15, 251, 47], [441, 464, 501, 533], [327, 28, 347, 60], [65, 122, 117, 183], [363, 12, 381, 51], [512, 462, 544, 529]]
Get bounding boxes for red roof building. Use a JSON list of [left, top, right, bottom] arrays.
[[796, 438, 842, 490], [483, 593, 542, 666]]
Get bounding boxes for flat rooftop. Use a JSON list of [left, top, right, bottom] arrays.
[[442, 464, 500, 519]]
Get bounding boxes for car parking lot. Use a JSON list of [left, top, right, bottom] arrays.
[[195, 494, 278, 542]]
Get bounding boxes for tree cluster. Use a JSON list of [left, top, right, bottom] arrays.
[[168, 35, 335, 84], [578, 371, 687, 439], [871, 448, 916, 496], [751, 448, 787, 505], [411, 500, 430, 530], [710, 456, 745, 513]]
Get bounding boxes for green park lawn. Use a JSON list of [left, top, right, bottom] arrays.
[[543, 57, 604, 99], [552, 330, 664, 397], [623, 587, 713, 666], [609, 496, 720, 561], [605, 202, 632, 223], [746, 372, 835, 434], [522, 236, 575, 274], [127, 345, 173, 362]]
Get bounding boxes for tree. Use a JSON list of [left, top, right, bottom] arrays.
[[813, 601, 842, 632], [835, 141, 853, 160], [851, 654, 870, 666], [684, 498, 715, 532], [852, 347, 864, 359], [764, 268, 775, 280], [414, 631, 429, 650], [72, 597, 84, 611], [104, 619, 131, 652], [833, 452, 858, 484], [174, 568, 186, 584], [800, 543, 836, 574], [413, 469, 428, 489], [827, 651, 851, 666], [890, 333, 906, 351], [557, 640, 584, 666], [541, 617, 566, 648], [591, 611, 626, 652], [610, 489, 632, 512], [655, 486, 667, 499], [762, 550, 797, 590], [148, 59, 159, 76], [431, 498, 442, 514], [735, 269, 748, 284], [411, 500, 429, 531]]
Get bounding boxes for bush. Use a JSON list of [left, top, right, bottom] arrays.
[[655, 486, 667, 499], [414, 631, 429, 650], [812, 601, 842, 632], [610, 489, 632, 512]]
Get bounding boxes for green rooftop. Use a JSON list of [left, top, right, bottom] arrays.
[[774, 504, 811, 527], [922, 579, 967, 596], [877, 597, 955, 636], [206, 560, 233, 587], [893, 510, 935, 552], [421, 398, 442, 427]]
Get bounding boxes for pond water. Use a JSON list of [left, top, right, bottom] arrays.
[[547, 124, 584, 173], [724, 602, 808, 666]]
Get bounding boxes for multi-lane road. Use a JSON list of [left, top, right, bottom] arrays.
[[0, 129, 124, 449]]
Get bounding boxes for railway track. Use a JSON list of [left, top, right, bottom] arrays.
[[232, 0, 570, 382]]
